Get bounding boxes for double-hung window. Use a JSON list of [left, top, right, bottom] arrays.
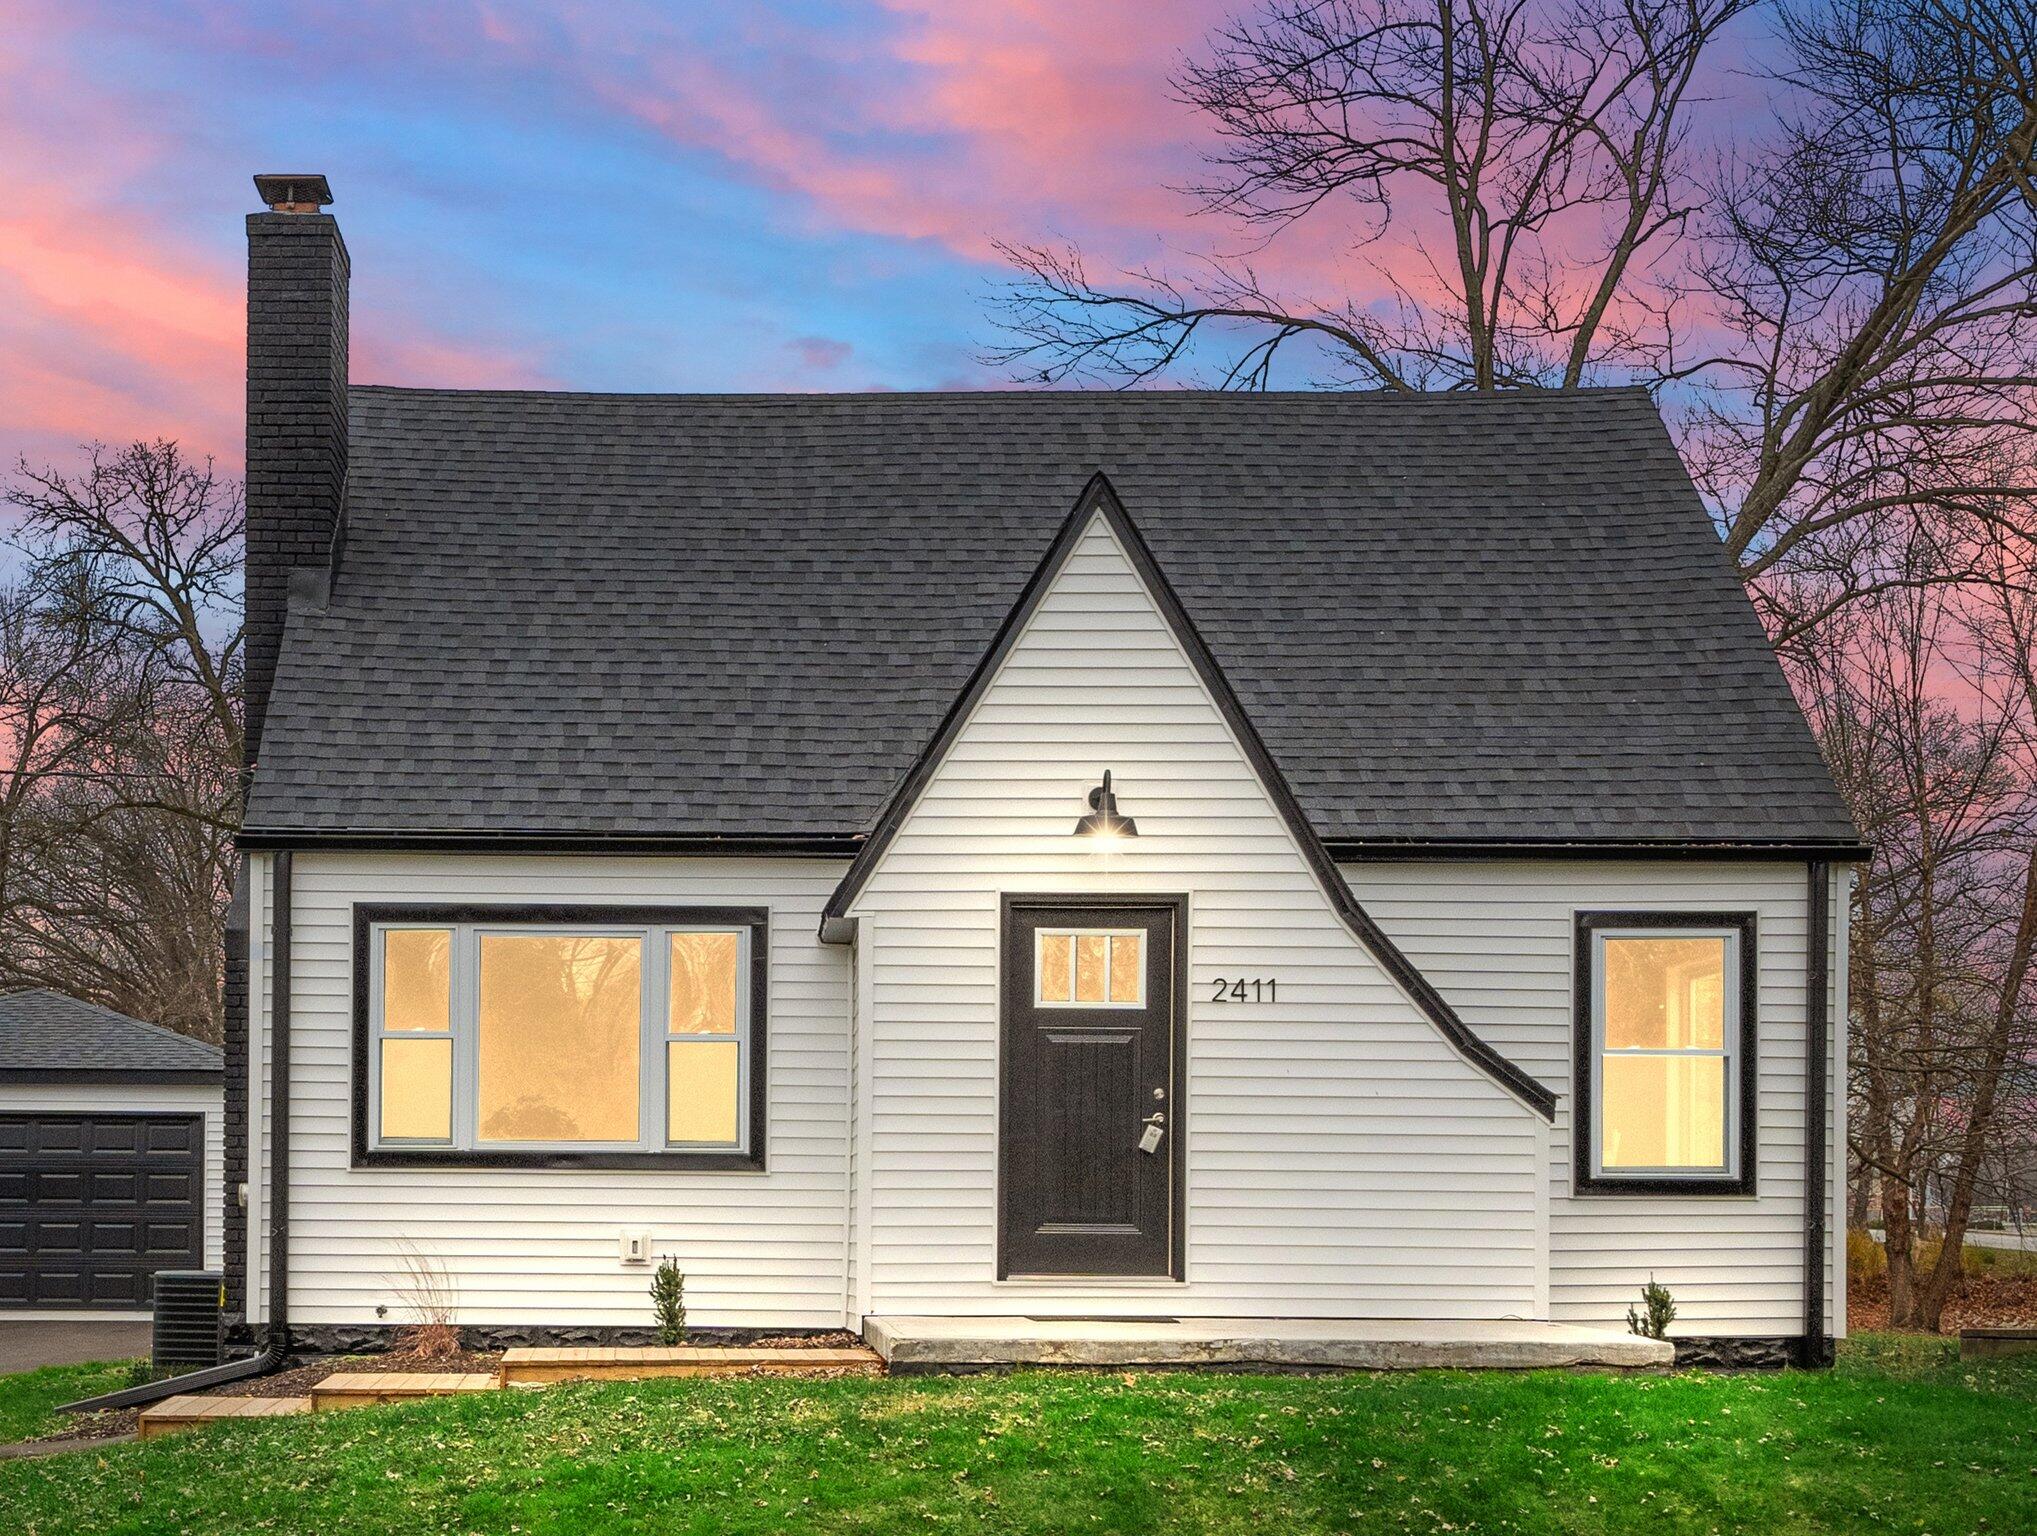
[[356, 905, 766, 1169], [1574, 911, 1756, 1195]]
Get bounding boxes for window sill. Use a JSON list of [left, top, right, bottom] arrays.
[[353, 1148, 765, 1173], [1573, 1174, 1755, 1197]]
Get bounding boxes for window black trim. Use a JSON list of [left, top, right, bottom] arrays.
[[1572, 909, 1758, 1197], [350, 903, 768, 1172]]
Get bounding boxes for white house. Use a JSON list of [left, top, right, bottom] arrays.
[[0, 989, 223, 1317], [226, 176, 1860, 1367]]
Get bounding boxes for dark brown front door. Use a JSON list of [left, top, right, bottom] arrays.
[[999, 899, 1181, 1278]]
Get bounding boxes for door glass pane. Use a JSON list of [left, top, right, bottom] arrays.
[[1074, 934, 1108, 1003], [1603, 937, 1727, 1049], [383, 929, 451, 1032], [670, 932, 740, 1034], [667, 1040, 740, 1144], [477, 934, 641, 1142], [1601, 1055, 1727, 1169], [1108, 933, 1143, 1004], [380, 1038, 451, 1140], [1038, 934, 1072, 1004]]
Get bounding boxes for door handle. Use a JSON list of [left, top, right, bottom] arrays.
[[1138, 1111, 1166, 1154]]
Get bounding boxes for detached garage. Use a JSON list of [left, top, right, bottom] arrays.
[[0, 989, 222, 1316]]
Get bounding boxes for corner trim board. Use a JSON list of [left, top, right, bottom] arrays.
[[820, 471, 1555, 1121], [1802, 861, 1833, 1365]]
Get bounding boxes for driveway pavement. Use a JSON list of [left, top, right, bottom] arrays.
[[0, 1319, 151, 1373]]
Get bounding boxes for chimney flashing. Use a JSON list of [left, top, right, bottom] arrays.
[[286, 565, 332, 613]]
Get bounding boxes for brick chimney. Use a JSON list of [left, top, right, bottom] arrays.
[[244, 172, 348, 770]]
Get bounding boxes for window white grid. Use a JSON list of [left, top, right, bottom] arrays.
[[1034, 928, 1147, 1009], [367, 921, 751, 1154], [1588, 926, 1740, 1181]]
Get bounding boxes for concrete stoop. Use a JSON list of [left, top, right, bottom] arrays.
[[864, 1316, 1675, 1372]]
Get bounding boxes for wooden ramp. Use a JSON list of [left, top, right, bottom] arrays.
[[310, 1372, 500, 1410], [137, 1395, 311, 1439], [500, 1345, 882, 1384]]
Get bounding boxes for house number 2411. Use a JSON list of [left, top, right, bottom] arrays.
[[1209, 977, 1277, 1003]]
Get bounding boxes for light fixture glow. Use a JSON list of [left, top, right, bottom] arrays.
[[1073, 770, 1138, 840]]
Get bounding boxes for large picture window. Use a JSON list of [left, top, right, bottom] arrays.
[[354, 905, 766, 1170], [1574, 911, 1756, 1196]]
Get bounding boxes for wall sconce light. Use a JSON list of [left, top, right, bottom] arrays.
[[1073, 770, 1138, 841]]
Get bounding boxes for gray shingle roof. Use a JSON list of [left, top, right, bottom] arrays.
[[0, 989, 223, 1076], [244, 386, 1856, 848]]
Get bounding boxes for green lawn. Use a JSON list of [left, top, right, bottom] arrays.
[[0, 1359, 136, 1444], [1, 1336, 2031, 1534]]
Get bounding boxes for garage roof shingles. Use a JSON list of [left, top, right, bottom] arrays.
[[244, 386, 1856, 848], [0, 989, 223, 1075]]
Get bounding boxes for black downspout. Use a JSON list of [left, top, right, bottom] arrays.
[[268, 849, 292, 1355], [58, 850, 296, 1414], [1801, 860, 1833, 1367]]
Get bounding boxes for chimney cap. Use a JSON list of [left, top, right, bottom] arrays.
[[253, 173, 333, 213]]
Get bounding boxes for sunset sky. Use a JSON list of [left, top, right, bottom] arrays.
[[0, 0, 1781, 478]]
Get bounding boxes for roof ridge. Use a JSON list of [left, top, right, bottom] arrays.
[[347, 383, 1654, 405]]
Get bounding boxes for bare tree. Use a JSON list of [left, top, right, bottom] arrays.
[[1, 442, 243, 1040], [991, 0, 1751, 391], [1682, 0, 2037, 635], [988, 0, 2037, 606], [10, 441, 244, 762], [1793, 543, 2037, 1329]]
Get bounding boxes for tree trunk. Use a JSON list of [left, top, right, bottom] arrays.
[[1910, 849, 2037, 1330]]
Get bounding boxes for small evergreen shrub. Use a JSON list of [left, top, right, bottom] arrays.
[[1627, 1275, 1676, 1340], [651, 1255, 687, 1345]]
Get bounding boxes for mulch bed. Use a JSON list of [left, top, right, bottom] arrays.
[[749, 1332, 863, 1350], [1850, 1274, 2037, 1332], [205, 1349, 505, 1399], [17, 1408, 138, 1448]]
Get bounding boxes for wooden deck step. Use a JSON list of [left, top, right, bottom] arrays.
[[310, 1372, 501, 1410], [499, 1345, 883, 1384], [137, 1394, 312, 1439]]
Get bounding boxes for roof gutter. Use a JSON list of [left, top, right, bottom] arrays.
[[1328, 837, 1874, 863], [59, 852, 297, 1415], [235, 829, 863, 857]]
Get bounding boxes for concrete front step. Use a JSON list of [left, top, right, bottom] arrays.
[[310, 1372, 501, 1410], [138, 1394, 312, 1438], [865, 1316, 1675, 1372], [500, 1345, 883, 1384]]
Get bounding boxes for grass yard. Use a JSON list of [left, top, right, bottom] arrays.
[[0, 1359, 135, 1445], [1, 1336, 2031, 1534]]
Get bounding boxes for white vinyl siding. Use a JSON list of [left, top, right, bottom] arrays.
[[250, 854, 849, 1329], [843, 514, 1546, 1319], [1346, 858, 1845, 1337]]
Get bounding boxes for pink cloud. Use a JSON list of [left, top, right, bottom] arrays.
[[518, 1, 1477, 324], [791, 335, 854, 372], [0, 1, 549, 477]]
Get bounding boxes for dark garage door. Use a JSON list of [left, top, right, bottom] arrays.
[[0, 1114, 203, 1308]]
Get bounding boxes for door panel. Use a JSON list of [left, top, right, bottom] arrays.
[[1000, 901, 1181, 1277], [0, 1113, 203, 1309]]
